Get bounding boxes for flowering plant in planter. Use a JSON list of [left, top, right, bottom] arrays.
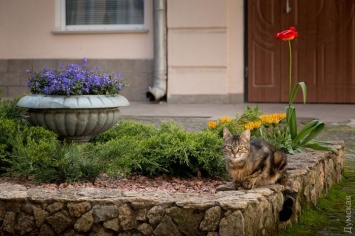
[[18, 58, 129, 144], [26, 58, 125, 96]]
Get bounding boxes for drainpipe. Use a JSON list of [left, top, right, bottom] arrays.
[[146, 0, 167, 102]]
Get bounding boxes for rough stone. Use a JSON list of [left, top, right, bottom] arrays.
[[199, 206, 221, 231], [219, 210, 245, 236], [2, 201, 21, 213], [166, 206, 204, 235], [32, 205, 49, 227], [118, 204, 136, 230], [1, 211, 16, 234], [153, 215, 181, 236], [20, 203, 33, 214], [14, 212, 36, 235], [207, 233, 219, 236], [175, 196, 216, 209], [147, 205, 166, 224], [74, 211, 94, 233], [67, 201, 91, 217], [47, 202, 64, 214], [90, 224, 115, 236], [137, 208, 147, 221], [63, 229, 77, 236], [46, 211, 72, 234], [0, 190, 27, 200], [218, 196, 249, 210], [138, 223, 154, 235], [92, 204, 118, 223], [103, 218, 120, 232], [0, 207, 5, 221], [38, 224, 55, 236]]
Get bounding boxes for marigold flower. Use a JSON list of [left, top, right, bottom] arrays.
[[260, 113, 286, 124], [244, 121, 261, 131], [208, 121, 217, 129], [275, 27, 298, 41], [219, 116, 232, 123]]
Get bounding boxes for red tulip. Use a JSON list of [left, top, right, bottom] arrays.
[[275, 27, 298, 41]]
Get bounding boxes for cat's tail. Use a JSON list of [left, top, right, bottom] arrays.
[[279, 189, 296, 222], [278, 171, 299, 222]]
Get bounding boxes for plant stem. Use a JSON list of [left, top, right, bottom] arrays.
[[288, 40, 292, 107]]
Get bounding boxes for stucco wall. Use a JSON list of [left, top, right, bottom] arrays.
[[0, 0, 154, 59], [167, 0, 245, 103], [0, 0, 154, 100]]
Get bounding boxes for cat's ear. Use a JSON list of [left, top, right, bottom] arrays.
[[223, 127, 232, 140], [241, 129, 251, 141]]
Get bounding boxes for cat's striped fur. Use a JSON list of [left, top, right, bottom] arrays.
[[218, 127, 287, 190]]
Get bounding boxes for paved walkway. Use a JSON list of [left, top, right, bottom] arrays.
[[120, 102, 355, 124]]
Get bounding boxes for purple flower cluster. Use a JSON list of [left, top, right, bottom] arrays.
[[26, 58, 125, 96]]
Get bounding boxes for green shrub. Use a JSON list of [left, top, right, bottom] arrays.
[[0, 119, 19, 172], [93, 120, 157, 142], [93, 121, 226, 178], [6, 126, 59, 179], [88, 136, 141, 177], [7, 129, 103, 183], [40, 144, 104, 183], [0, 94, 27, 121], [0, 95, 228, 182]]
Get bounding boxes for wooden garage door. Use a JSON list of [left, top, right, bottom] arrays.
[[248, 0, 355, 103]]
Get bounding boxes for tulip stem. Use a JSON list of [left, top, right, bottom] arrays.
[[288, 40, 292, 106]]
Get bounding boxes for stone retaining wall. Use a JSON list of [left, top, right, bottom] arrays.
[[0, 142, 344, 236]]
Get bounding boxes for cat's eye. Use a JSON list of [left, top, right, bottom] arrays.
[[238, 146, 245, 150], [225, 145, 232, 150]]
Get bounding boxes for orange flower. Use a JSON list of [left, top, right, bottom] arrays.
[[219, 116, 232, 123], [244, 121, 261, 131], [260, 113, 286, 124], [275, 27, 298, 41], [208, 121, 217, 129]]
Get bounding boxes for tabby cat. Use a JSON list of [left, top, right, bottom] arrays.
[[216, 127, 287, 191]]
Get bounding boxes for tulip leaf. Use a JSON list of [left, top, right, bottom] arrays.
[[292, 120, 322, 146], [299, 121, 325, 146], [303, 141, 335, 152], [289, 82, 307, 105]]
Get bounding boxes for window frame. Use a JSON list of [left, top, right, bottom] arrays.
[[54, 0, 147, 34]]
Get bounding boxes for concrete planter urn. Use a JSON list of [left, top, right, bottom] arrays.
[[17, 94, 129, 143]]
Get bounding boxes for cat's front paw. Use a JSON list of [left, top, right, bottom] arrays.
[[216, 181, 239, 192], [241, 181, 255, 189]]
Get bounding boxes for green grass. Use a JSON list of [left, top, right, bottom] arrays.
[[280, 172, 355, 235]]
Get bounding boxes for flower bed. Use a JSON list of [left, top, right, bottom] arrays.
[[0, 143, 344, 235]]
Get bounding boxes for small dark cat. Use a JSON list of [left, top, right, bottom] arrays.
[[216, 127, 287, 191]]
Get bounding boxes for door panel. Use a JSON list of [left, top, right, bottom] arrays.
[[248, 0, 355, 103], [248, 0, 281, 102]]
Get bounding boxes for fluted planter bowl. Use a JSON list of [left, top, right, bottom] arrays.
[[17, 94, 129, 143]]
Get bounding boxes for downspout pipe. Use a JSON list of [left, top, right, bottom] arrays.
[[146, 0, 167, 102]]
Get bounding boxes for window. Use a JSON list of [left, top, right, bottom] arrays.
[[58, 0, 145, 32]]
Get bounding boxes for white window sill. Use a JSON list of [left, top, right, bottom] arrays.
[[52, 29, 149, 35]]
